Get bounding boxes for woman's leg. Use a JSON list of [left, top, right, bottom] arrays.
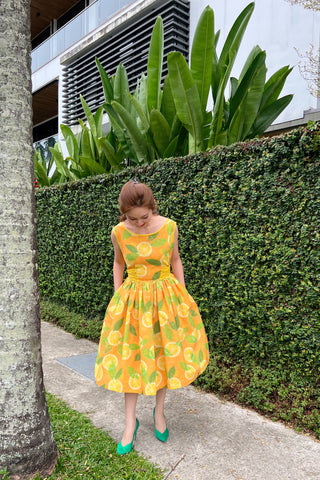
[[121, 392, 139, 445], [154, 388, 167, 433]]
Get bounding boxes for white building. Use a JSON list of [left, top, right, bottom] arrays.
[[31, 0, 320, 154]]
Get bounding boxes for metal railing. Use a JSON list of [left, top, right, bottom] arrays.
[[31, 0, 134, 72]]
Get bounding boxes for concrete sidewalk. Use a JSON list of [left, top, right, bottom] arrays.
[[41, 321, 320, 480]]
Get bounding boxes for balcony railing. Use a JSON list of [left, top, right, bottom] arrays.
[[31, 0, 134, 72]]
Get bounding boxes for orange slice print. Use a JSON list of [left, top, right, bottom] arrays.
[[137, 242, 152, 257], [157, 355, 166, 371], [177, 303, 189, 318], [165, 342, 181, 358], [184, 347, 194, 363], [145, 383, 157, 395], [108, 379, 123, 392], [142, 312, 153, 328], [129, 374, 142, 391], [95, 364, 103, 382], [107, 330, 121, 346], [168, 377, 181, 389], [103, 353, 118, 370]]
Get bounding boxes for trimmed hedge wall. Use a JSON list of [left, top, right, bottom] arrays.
[[36, 123, 320, 387]]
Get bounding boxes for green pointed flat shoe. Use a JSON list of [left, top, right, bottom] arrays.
[[153, 408, 169, 442], [117, 419, 139, 455]]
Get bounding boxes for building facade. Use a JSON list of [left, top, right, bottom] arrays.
[[31, 0, 320, 154]]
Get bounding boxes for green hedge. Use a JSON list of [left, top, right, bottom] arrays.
[[36, 123, 320, 388]]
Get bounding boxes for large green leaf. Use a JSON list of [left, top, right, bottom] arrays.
[[167, 51, 203, 151], [103, 103, 136, 160], [99, 137, 123, 171], [130, 94, 150, 134], [249, 95, 293, 138], [80, 95, 96, 138], [161, 75, 176, 126], [34, 159, 50, 187], [150, 109, 170, 156], [114, 63, 130, 112], [147, 16, 163, 112], [111, 100, 150, 163], [79, 156, 107, 176], [95, 57, 113, 104], [190, 5, 214, 111], [60, 124, 79, 163], [228, 48, 266, 140], [209, 3, 255, 147], [49, 147, 78, 181], [259, 65, 293, 112]]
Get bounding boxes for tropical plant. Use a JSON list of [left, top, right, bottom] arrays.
[[36, 3, 293, 185], [167, 3, 293, 149]]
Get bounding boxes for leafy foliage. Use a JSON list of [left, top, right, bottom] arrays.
[[34, 3, 293, 186], [36, 122, 320, 438]]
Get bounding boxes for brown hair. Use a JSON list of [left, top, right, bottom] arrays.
[[119, 180, 157, 220]]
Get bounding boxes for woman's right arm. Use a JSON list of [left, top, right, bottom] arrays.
[[111, 230, 125, 292]]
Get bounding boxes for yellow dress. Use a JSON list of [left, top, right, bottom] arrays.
[[95, 218, 209, 395]]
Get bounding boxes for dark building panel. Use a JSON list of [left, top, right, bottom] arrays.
[[62, 0, 190, 125]]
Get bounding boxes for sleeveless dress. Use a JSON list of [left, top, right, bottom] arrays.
[[95, 218, 209, 395]]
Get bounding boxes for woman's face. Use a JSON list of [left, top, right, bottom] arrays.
[[125, 206, 153, 228]]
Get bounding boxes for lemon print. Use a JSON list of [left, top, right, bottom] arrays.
[[132, 308, 139, 320], [160, 254, 169, 265], [192, 328, 201, 341], [145, 383, 157, 395], [185, 365, 196, 380], [177, 327, 185, 341], [108, 379, 123, 392], [153, 332, 163, 347], [157, 355, 166, 371], [122, 343, 131, 360], [129, 375, 142, 391], [137, 242, 152, 257], [103, 353, 118, 370], [159, 310, 168, 326], [200, 359, 207, 371], [168, 377, 181, 389], [107, 330, 121, 346], [109, 301, 124, 317], [142, 311, 153, 328], [184, 347, 194, 363], [155, 371, 162, 387], [140, 360, 148, 373], [95, 364, 103, 382], [125, 311, 131, 324], [165, 342, 181, 358], [136, 264, 147, 277], [177, 303, 189, 318]]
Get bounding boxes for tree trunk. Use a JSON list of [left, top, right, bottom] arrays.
[[0, 1, 58, 478]]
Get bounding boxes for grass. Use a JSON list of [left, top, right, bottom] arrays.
[[42, 393, 163, 480]]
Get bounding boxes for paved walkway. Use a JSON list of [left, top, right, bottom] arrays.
[[41, 321, 320, 480]]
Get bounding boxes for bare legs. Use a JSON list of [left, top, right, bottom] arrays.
[[120, 388, 167, 445], [121, 393, 138, 446], [154, 388, 167, 433]]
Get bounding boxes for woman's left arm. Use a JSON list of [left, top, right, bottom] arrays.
[[171, 226, 185, 287]]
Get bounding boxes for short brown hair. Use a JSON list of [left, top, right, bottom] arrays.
[[119, 181, 157, 219]]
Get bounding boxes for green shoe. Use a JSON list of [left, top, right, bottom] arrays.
[[117, 419, 139, 455], [153, 408, 169, 442]]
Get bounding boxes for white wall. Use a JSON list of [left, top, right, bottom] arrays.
[[190, 0, 320, 123]]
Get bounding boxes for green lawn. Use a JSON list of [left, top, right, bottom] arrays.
[[45, 393, 163, 480]]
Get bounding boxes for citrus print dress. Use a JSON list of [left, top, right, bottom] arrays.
[[95, 218, 209, 395]]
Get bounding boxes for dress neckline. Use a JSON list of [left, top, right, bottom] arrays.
[[120, 218, 169, 236]]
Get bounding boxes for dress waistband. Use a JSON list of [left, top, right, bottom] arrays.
[[127, 266, 170, 281]]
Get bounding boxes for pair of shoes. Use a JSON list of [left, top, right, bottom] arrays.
[[117, 419, 139, 455], [153, 408, 169, 442]]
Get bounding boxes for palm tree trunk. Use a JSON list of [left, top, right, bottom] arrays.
[[0, 0, 58, 478]]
